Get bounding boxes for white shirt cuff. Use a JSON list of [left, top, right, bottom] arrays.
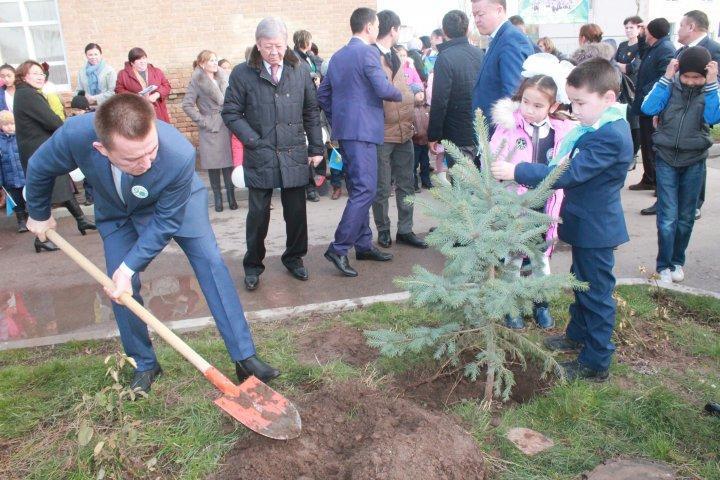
[[118, 262, 135, 277]]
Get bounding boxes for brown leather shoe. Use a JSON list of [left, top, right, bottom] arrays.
[[331, 186, 342, 200]]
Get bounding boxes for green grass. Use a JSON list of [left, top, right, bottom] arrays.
[[1, 285, 719, 479], [712, 125, 720, 142]]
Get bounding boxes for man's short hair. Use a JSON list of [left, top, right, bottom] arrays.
[[350, 7, 377, 34], [377, 10, 401, 39], [431, 28, 444, 39], [566, 57, 621, 95], [623, 16, 643, 26], [509, 15, 525, 26], [442, 10, 469, 39], [95, 93, 156, 149], [471, 0, 506, 9], [684, 10, 709, 32]]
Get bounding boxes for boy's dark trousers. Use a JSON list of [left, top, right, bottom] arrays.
[[638, 115, 656, 186], [566, 246, 617, 371]]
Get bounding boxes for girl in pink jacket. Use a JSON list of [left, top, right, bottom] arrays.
[[489, 75, 576, 330]]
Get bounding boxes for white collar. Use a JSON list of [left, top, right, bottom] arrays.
[[688, 34, 707, 47], [376, 43, 391, 55], [353, 35, 369, 45], [490, 20, 506, 40], [523, 118, 551, 139]]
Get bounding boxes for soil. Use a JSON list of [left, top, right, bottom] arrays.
[[295, 323, 378, 368], [209, 381, 486, 480]]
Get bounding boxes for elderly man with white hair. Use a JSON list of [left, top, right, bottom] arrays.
[[222, 16, 324, 291]]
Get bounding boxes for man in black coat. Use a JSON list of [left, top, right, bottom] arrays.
[[427, 10, 483, 168], [222, 16, 323, 291], [628, 18, 675, 214]]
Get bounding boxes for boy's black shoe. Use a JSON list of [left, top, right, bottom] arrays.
[[544, 334, 582, 352], [236, 355, 280, 383], [628, 182, 654, 191], [560, 360, 609, 382], [130, 364, 163, 395], [640, 203, 657, 216]]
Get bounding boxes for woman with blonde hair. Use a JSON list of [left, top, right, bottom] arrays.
[[182, 50, 236, 211]]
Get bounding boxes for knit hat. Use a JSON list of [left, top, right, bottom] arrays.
[[71, 90, 90, 110], [678, 46, 711, 76], [646, 18, 670, 40]]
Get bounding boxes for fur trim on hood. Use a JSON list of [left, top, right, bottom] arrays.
[[191, 67, 228, 105], [491, 98, 520, 131]]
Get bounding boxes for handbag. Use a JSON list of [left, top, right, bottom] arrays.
[[412, 104, 430, 145]]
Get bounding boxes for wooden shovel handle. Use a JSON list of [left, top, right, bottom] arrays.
[[45, 229, 212, 374]]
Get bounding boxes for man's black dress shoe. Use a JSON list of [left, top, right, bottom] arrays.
[[244, 274, 260, 291], [236, 355, 280, 383], [378, 230, 392, 248], [307, 190, 320, 202], [704, 401, 720, 416], [356, 248, 393, 261], [560, 359, 609, 382], [396, 232, 428, 249], [130, 364, 163, 394], [628, 182, 654, 191], [324, 250, 358, 277], [640, 202, 657, 216], [286, 264, 309, 281]]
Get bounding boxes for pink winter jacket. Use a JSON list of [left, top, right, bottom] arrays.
[[489, 98, 577, 254]]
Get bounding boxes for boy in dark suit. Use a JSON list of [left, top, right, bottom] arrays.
[[491, 58, 634, 381]]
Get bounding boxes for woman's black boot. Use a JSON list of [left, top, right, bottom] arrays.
[[209, 169, 223, 212], [222, 167, 238, 210], [34, 237, 59, 253], [64, 199, 96, 235]]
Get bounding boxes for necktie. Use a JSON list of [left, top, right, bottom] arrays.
[[531, 125, 540, 164], [675, 45, 687, 59], [270, 64, 280, 84]]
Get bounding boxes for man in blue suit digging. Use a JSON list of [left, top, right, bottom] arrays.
[[25, 94, 279, 394], [318, 7, 402, 277]]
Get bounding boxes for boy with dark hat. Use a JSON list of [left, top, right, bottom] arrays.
[[641, 46, 719, 284]]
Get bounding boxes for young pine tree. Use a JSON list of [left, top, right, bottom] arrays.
[[365, 111, 586, 402]]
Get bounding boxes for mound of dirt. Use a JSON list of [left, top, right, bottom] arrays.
[[295, 323, 378, 367], [210, 381, 486, 480]]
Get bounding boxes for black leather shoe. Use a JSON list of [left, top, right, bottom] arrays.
[[356, 248, 393, 261], [286, 264, 309, 281], [130, 364, 162, 394], [34, 237, 59, 253], [324, 250, 358, 277], [640, 203, 657, 216], [560, 359, 609, 382], [704, 401, 720, 416], [544, 334, 582, 352], [307, 190, 320, 202], [236, 355, 280, 383], [244, 274, 260, 291], [396, 232, 428, 249], [378, 230, 392, 248], [628, 182, 654, 191]]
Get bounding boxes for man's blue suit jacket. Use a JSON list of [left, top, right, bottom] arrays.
[[25, 113, 208, 272], [317, 37, 401, 145], [515, 120, 634, 249], [472, 21, 534, 118]]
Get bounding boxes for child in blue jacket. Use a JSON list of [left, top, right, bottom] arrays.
[[0, 110, 27, 232], [491, 58, 634, 382], [641, 47, 719, 284]]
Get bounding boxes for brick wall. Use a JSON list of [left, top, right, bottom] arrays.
[[57, 0, 376, 143]]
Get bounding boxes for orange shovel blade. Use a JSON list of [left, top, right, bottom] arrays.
[[214, 376, 302, 440]]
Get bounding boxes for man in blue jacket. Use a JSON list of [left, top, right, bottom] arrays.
[[25, 94, 279, 394], [317, 7, 402, 277], [471, 0, 534, 128], [628, 18, 675, 215]]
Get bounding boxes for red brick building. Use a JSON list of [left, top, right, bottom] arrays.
[[0, 0, 376, 142]]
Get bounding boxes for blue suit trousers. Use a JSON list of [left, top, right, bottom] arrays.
[[104, 222, 256, 371], [566, 246, 617, 371], [328, 140, 378, 255]]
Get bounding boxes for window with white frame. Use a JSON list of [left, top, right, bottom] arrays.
[[0, 0, 70, 89]]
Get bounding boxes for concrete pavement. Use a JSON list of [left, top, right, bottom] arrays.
[[1, 154, 719, 350]]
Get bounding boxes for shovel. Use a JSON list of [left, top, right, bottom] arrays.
[[45, 229, 302, 440]]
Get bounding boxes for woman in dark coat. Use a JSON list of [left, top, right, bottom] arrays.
[[182, 50, 235, 212], [13, 60, 95, 252], [115, 47, 172, 122], [222, 17, 323, 291]]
